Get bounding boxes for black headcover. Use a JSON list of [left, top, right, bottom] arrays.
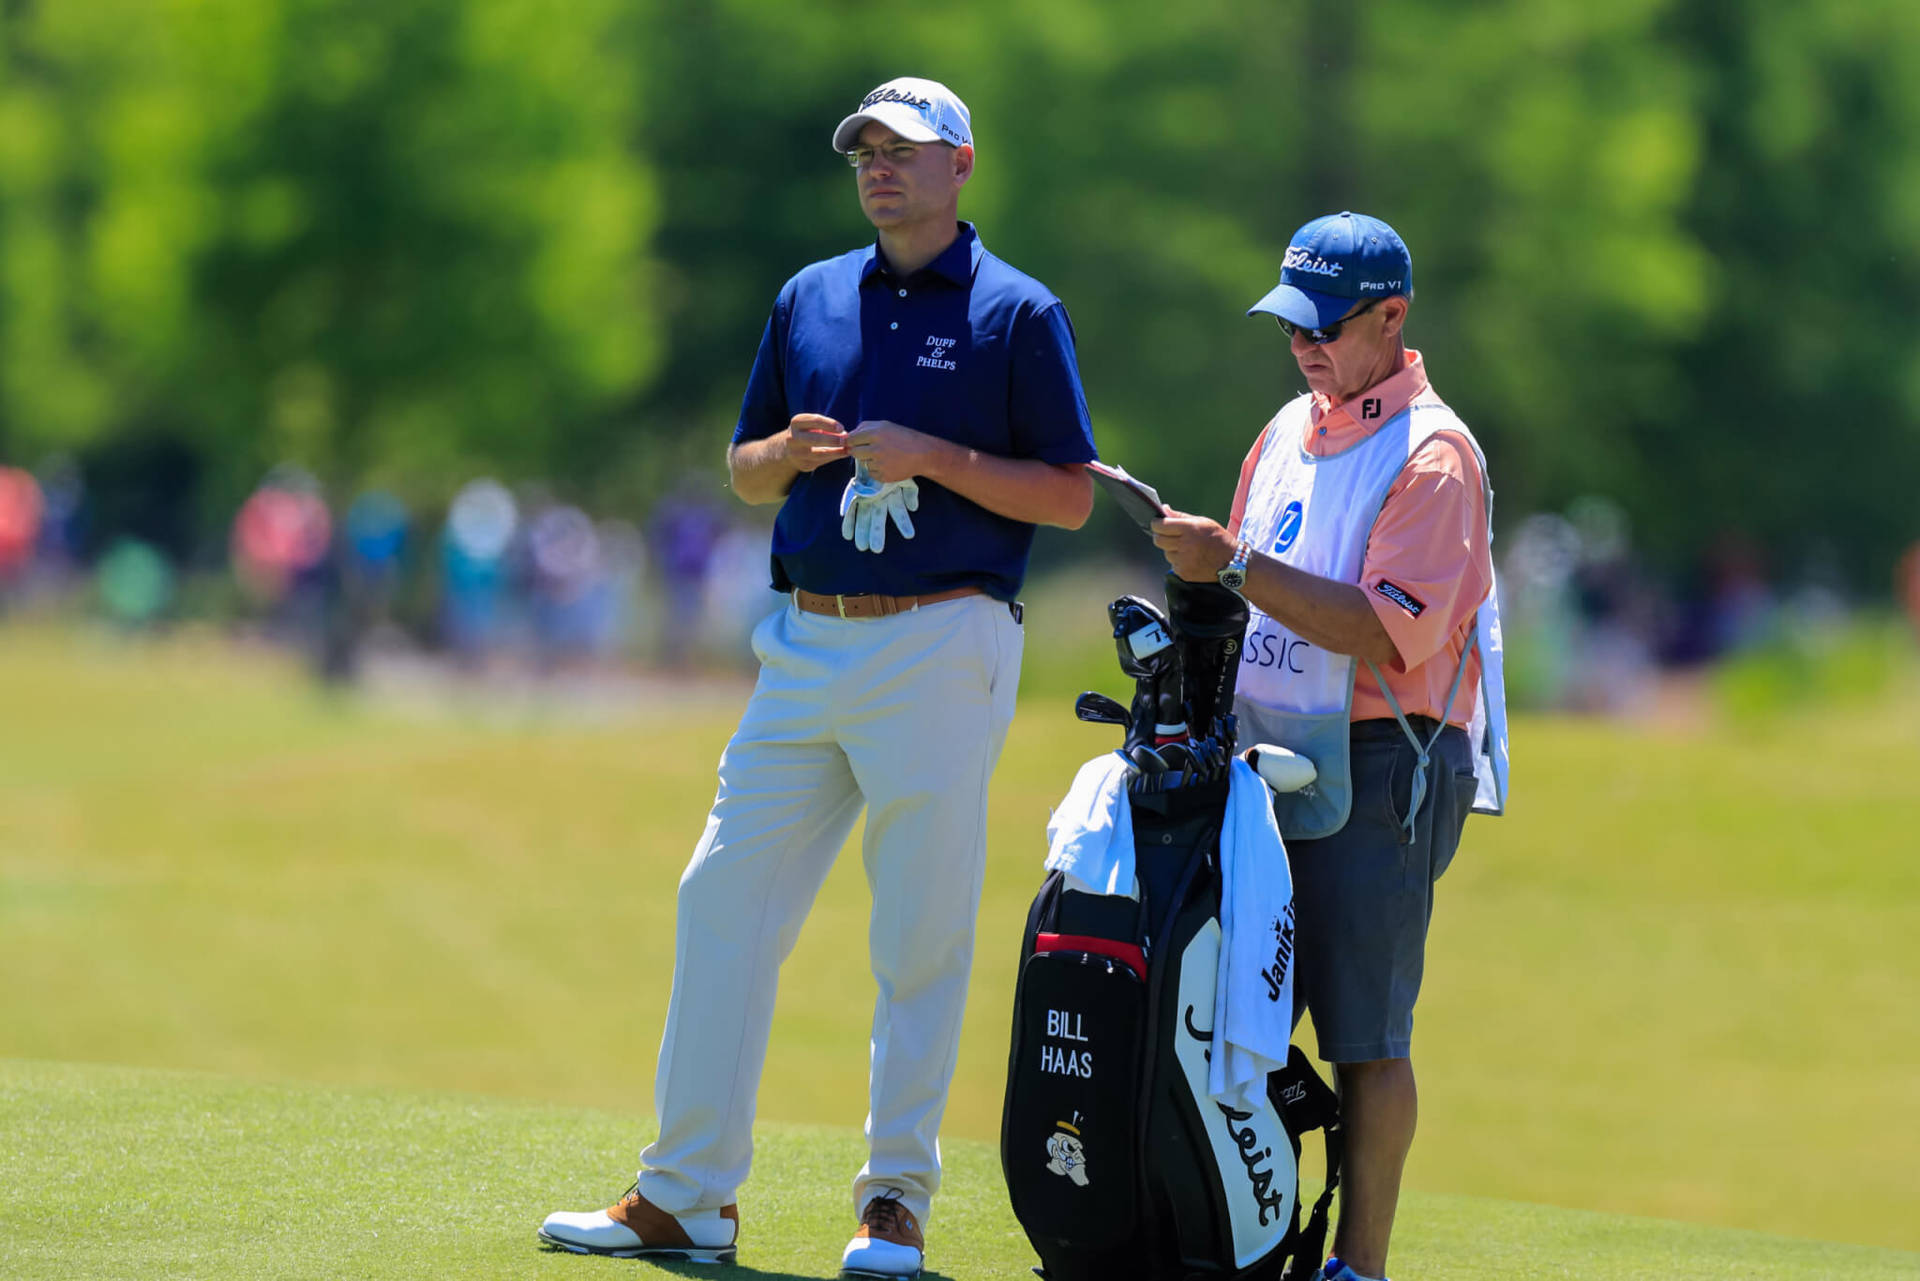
[[1162, 574, 1249, 744]]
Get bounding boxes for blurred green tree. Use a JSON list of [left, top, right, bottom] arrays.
[[0, 0, 661, 521], [1661, 0, 1920, 587], [2, 0, 1917, 591]]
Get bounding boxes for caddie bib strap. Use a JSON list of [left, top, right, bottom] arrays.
[[1448, 426, 1508, 818], [1365, 618, 1475, 844]]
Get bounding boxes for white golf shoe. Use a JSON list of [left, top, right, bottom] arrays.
[[839, 1191, 924, 1279], [537, 1182, 737, 1263]]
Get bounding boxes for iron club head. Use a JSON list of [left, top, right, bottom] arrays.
[[1074, 691, 1129, 726]]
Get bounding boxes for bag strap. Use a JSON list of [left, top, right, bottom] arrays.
[[1271, 1046, 1344, 1280], [1290, 1119, 1341, 1279]]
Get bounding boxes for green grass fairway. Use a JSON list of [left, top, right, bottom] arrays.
[[5, 1058, 1916, 1280], [3, 619, 1919, 1265]]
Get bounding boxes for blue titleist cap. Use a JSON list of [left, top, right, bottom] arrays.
[[1247, 211, 1413, 329]]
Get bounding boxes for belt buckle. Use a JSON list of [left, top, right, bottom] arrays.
[[835, 594, 849, 619]]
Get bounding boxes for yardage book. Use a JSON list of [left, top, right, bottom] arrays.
[[1086, 461, 1169, 532]]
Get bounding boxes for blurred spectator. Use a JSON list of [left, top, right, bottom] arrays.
[[231, 468, 333, 606], [527, 503, 617, 667], [229, 465, 355, 680], [599, 518, 648, 660], [1500, 499, 1663, 714], [646, 481, 728, 668], [96, 538, 175, 627], [1562, 496, 1657, 714], [0, 467, 44, 593], [33, 456, 85, 589], [344, 489, 410, 645], [700, 522, 785, 658], [345, 490, 409, 590], [1501, 511, 1581, 707], [1899, 541, 1920, 642], [1665, 533, 1776, 666], [440, 478, 519, 663]]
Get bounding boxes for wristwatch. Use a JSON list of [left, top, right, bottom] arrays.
[[1216, 536, 1251, 595]]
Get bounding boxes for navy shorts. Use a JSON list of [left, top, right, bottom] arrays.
[[1285, 717, 1476, 1064]]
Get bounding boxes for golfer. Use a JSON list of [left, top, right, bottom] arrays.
[[540, 76, 1097, 1279], [1151, 211, 1508, 1281]]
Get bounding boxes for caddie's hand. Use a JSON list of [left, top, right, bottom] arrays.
[[846, 420, 947, 485], [787, 414, 850, 473], [1150, 510, 1236, 583]]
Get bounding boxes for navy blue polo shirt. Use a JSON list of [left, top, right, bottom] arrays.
[[732, 223, 1097, 602]]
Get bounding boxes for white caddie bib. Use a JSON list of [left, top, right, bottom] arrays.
[[1233, 392, 1508, 839]]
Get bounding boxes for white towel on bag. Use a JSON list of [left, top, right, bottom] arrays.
[[1042, 751, 1137, 897], [1208, 756, 1296, 1109]]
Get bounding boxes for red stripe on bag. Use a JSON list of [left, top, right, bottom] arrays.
[[1035, 933, 1146, 980]]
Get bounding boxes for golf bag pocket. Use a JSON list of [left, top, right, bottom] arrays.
[[1003, 941, 1146, 1249]]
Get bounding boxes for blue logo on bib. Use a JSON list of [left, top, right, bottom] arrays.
[[1273, 501, 1303, 553]]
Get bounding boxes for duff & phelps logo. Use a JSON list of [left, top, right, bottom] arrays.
[[917, 335, 958, 371]]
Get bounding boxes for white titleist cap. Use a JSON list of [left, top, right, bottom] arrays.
[[831, 77, 972, 153]]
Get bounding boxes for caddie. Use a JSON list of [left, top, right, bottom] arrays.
[[1150, 211, 1508, 1281], [539, 76, 1097, 1279]]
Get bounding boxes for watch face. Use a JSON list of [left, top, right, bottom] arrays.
[[1218, 567, 1246, 591]]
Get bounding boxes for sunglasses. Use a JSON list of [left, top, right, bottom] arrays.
[[1275, 297, 1382, 345]]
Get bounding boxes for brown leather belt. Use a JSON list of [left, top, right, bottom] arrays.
[[793, 585, 985, 619]]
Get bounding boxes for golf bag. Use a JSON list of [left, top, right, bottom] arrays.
[[1002, 577, 1343, 1281]]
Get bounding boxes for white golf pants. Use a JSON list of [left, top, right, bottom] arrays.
[[636, 593, 1023, 1226]]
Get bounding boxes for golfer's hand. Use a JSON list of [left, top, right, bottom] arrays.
[[786, 414, 850, 473], [847, 420, 947, 485], [1151, 511, 1236, 583]]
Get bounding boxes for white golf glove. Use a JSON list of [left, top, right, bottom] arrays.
[[839, 462, 919, 553]]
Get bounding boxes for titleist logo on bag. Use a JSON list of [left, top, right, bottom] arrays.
[[1182, 1004, 1288, 1226]]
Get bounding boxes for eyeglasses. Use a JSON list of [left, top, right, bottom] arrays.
[[1275, 297, 1382, 345], [845, 140, 925, 169]]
